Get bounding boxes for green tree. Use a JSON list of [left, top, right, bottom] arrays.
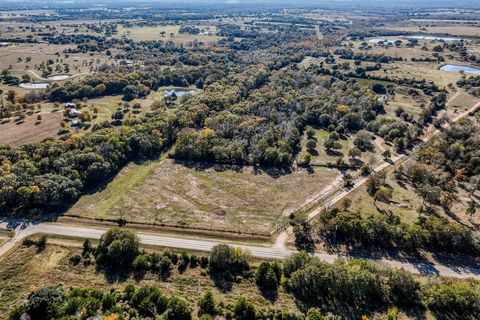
[[209, 244, 249, 276], [165, 296, 192, 320], [233, 298, 256, 320], [255, 262, 279, 292], [197, 291, 216, 316], [25, 285, 65, 320], [95, 228, 139, 269]]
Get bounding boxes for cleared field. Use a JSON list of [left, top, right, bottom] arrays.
[[0, 43, 111, 77], [386, 26, 480, 37], [67, 159, 340, 235], [0, 111, 62, 145], [369, 61, 462, 89], [446, 89, 480, 113], [0, 242, 299, 316], [113, 25, 219, 44]]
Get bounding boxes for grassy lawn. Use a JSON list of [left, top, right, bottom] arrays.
[[0, 242, 299, 316], [67, 159, 340, 235]]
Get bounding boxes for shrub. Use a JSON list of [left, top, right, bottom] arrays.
[[165, 296, 192, 320], [197, 291, 216, 316], [69, 254, 82, 265], [233, 298, 256, 320]]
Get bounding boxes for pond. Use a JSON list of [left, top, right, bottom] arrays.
[[368, 39, 397, 44], [164, 89, 196, 98], [440, 64, 480, 75], [407, 35, 462, 41], [19, 83, 50, 89], [47, 74, 71, 81]]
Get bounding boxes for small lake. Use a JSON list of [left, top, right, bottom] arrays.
[[369, 39, 396, 44], [19, 83, 49, 89], [407, 35, 462, 41], [164, 89, 196, 98], [440, 64, 480, 75], [47, 74, 71, 81]]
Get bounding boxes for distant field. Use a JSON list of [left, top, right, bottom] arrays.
[[0, 43, 110, 77], [0, 111, 62, 145], [113, 25, 219, 44], [67, 159, 340, 235], [0, 242, 299, 316], [386, 26, 480, 37]]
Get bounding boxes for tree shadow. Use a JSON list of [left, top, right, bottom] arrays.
[[325, 149, 343, 157], [95, 265, 131, 284], [259, 288, 278, 303], [210, 274, 234, 293]]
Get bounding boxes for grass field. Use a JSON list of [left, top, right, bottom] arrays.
[[0, 111, 62, 145], [113, 25, 219, 44], [0, 43, 110, 77], [0, 241, 299, 317], [66, 159, 340, 235], [386, 26, 480, 37]]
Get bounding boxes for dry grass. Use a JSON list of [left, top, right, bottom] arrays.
[[0, 243, 299, 316], [386, 26, 480, 37], [0, 43, 110, 77], [67, 159, 340, 235], [113, 25, 219, 44], [0, 111, 62, 145], [341, 167, 480, 229]]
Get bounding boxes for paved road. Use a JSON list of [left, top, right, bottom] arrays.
[[0, 220, 479, 279], [1, 99, 480, 280]]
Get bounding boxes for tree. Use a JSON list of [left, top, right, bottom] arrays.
[[306, 127, 315, 139], [95, 228, 139, 269], [339, 198, 352, 211], [133, 255, 150, 272], [306, 139, 317, 151], [374, 188, 393, 205], [365, 174, 382, 196], [25, 285, 65, 320], [348, 148, 361, 160], [165, 297, 192, 320], [197, 291, 216, 317], [122, 85, 138, 101], [209, 244, 249, 276], [298, 153, 311, 167], [416, 184, 441, 206], [82, 239, 93, 257], [255, 262, 279, 293], [382, 149, 391, 159], [466, 200, 477, 221], [372, 83, 386, 94], [233, 298, 256, 320], [353, 131, 373, 151]]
